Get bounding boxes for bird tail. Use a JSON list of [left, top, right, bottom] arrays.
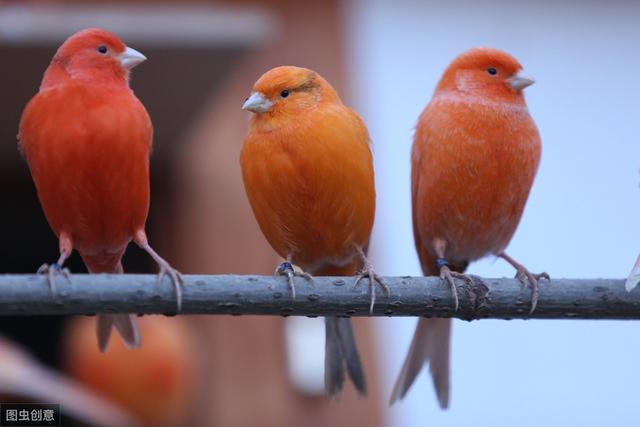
[[82, 253, 141, 352], [325, 316, 366, 397], [389, 245, 463, 407], [96, 313, 141, 353], [389, 318, 451, 407], [315, 263, 366, 398]]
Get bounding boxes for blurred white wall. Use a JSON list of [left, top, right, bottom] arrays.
[[345, 0, 640, 426]]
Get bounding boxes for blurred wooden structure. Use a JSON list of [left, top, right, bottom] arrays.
[[0, 1, 384, 426]]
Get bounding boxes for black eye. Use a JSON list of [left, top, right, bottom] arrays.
[[97, 45, 108, 54], [280, 90, 290, 98], [487, 67, 497, 76]]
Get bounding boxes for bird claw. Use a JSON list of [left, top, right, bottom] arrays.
[[439, 267, 473, 312], [513, 268, 549, 314], [37, 262, 71, 295], [275, 262, 313, 303], [353, 266, 389, 315], [155, 262, 184, 313]]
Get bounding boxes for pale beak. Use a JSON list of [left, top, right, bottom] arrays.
[[508, 70, 535, 90], [242, 92, 273, 113], [119, 46, 147, 70]]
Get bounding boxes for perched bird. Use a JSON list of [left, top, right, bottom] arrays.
[[240, 66, 385, 397], [391, 48, 547, 407], [19, 28, 183, 351]]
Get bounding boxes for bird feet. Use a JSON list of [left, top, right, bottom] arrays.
[[133, 231, 184, 313], [353, 263, 389, 315], [275, 262, 313, 303], [353, 246, 389, 314], [37, 262, 70, 294], [154, 258, 185, 312], [437, 260, 473, 312], [513, 268, 549, 314], [499, 252, 549, 314]]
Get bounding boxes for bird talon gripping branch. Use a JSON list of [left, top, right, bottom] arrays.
[[275, 261, 313, 302], [354, 267, 389, 315], [157, 264, 184, 312], [352, 247, 389, 315], [438, 265, 461, 312], [500, 252, 549, 314], [37, 262, 71, 294]]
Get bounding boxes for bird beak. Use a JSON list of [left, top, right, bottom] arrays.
[[119, 47, 147, 70], [242, 92, 274, 113], [508, 71, 535, 90]]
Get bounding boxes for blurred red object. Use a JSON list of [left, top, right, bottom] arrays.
[[0, 335, 138, 427], [63, 316, 196, 427]]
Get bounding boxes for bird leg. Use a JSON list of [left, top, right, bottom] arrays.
[[275, 255, 313, 303], [134, 231, 184, 313], [37, 233, 72, 294], [435, 258, 473, 312], [353, 246, 389, 315], [432, 239, 472, 312], [499, 252, 549, 314]]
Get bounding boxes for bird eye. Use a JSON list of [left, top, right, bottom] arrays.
[[487, 67, 497, 76], [97, 45, 108, 55], [280, 90, 290, 98]]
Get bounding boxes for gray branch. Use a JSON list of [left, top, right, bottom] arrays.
[[0, 274, 638, 319]]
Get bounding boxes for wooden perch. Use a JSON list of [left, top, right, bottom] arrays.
[[0, 274, 637, 319]]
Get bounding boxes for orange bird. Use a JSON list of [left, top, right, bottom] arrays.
[[240, 66, 385, 396], [19, 28, 183, 351], [391, 48, 547, 407]]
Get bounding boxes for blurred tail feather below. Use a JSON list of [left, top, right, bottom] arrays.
[[390, 318, 451, 408]]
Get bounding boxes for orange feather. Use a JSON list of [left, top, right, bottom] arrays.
[[241, 67, 374, 271], [241, 66, 376, 396], [392, 48, 542, 407]]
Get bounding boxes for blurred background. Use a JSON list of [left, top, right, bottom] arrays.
[[0, 0, 639, 426]]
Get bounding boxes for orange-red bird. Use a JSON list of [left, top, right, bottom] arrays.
[[19, 28, 183, 352], [391, 48, 547, 407], [240, 66, 385, 396]]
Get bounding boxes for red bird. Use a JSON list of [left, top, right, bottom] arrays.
[[240, 66, 386, 396], [19, 28, 182, 351], [391, 48, 547, 407]]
